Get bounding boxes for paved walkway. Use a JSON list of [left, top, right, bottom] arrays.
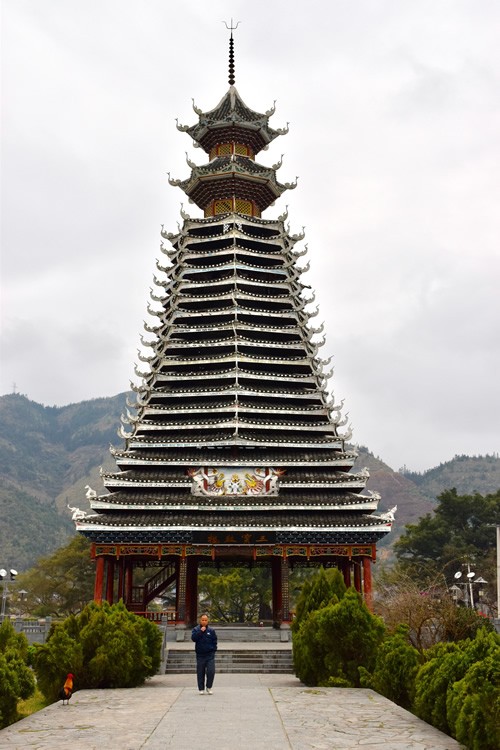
[[0, 673, 462, 750]]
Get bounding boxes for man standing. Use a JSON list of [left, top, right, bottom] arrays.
[[191, 613, 218, 694]]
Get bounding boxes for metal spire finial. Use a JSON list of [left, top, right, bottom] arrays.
[[223, 19, 240, 85]]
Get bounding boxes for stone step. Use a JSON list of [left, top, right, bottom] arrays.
[[167, 657, 293, 665], [165, 648, 294, 674], [166, 626, 290, 642], [166, 667, 294, 674]]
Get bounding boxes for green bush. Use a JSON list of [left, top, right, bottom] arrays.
[[33, 601, 163, 702], [413, 627, 500, 741], [359, 624, 422, 709], [446, 631, 500, 750], [290, 565, 500, 750], [292, 567, 347, 685], [293, 587, 386, 686], [0, 620, 35, 728], [292, 567, 346, 633]]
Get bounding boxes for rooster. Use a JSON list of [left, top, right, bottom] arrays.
[[59, 673, 74, 705]]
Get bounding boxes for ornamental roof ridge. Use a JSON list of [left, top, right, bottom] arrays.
[[177, 212, 284, 228], [109, 447, 358, 464], [172, 163, 297, 209], [180, 244, 288, 259], [177, 86, 288, 156], [75, 509, 389, 531]]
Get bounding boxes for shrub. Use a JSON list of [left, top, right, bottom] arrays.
[[0, 620, 35, 728], [359, 624, 422, 709], [33, 601, 163, 702], [446, 631, 500, 750], [292, 567, 346, 633], [413, 627, 499, 738], [293, 587, 386, 686]]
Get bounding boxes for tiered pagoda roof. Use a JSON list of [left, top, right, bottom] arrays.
[[177, 86, 287, 155], [76, 65, 391, 549]]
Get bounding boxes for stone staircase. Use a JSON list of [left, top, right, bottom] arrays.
[[166, 625, 290, 643], [164, 625, 294, 675], [165, 648, 294, 674]]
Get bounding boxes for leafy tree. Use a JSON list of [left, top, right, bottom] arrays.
[[33, 601, 162, 702], [395, 489, 500, 600], [198, 566, 272, 622], [0, 620, 35, 728], [14, 535, 94, 617]]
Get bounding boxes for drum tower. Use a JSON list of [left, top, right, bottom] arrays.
[[75, 31, 392, 628]]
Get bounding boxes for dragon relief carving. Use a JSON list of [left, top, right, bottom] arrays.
[[187, 467, 286, 497]]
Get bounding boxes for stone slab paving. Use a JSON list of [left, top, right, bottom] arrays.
[[0, 674, 463, 750]]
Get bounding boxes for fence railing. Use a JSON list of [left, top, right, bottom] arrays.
[[11, 617, 53, 644], [136, 609, 178, 623]]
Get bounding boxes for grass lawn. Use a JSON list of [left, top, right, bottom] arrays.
[[16, 688, 49, 721]]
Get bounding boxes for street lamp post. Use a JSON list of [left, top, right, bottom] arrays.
[[485, 523, 500, 630], [452, 563, 487, 610], [0, 568, 18, 621], [497, 525, 500, 622]]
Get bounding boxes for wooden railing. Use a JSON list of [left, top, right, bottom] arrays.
[[135, 609, 178, 623]]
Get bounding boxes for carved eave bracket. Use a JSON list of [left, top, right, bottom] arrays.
[[276, 122, 290, 136], [167, 172, 183, 187], [175, 118, 190, 132], [338, 425, 353, 443], [192, 98, 203, 116], [161, 225, 180, 242], [265, 100, 277, 117]]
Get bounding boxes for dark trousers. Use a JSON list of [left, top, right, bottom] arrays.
[[196, 653, 215, 690]]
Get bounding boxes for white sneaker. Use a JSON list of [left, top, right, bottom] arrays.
[[206, 688, 213, 695], [199, 690, 205, 694]]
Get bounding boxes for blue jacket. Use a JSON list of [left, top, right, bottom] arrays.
[[191, 624, 218, 655]]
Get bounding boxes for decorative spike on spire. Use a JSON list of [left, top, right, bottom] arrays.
[[228, 32, 235, 85], [223, 19, 240, 85]]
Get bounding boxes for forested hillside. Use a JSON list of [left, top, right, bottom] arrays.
[[0, 393, 498, 570], [0, 393, 124, 569], [402, 454, 500, 501]]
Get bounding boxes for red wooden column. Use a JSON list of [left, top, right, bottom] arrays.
[[353, 560, 362, 593], [271, 557, 283, 624], [176, 557, 188, 624], [105, 558, 115, 604], [281, 557, 290, 623], [117, 559, 125, 603], [125, 560, 134, 607], [341, 559, 351, 588], [362, 557, 373, 611], [185, 557, 198, 626], [94, 556, 105, 603]]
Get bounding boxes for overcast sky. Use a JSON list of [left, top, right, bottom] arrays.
[[1, 0, 499, 472]]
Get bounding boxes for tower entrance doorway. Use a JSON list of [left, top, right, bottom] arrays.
[[92, 542, 375, 628]]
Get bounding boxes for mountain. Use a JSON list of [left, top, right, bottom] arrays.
[[0, 393, 123, 570], [401, 455, 500, 502], [0, 393, 498, 570]]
